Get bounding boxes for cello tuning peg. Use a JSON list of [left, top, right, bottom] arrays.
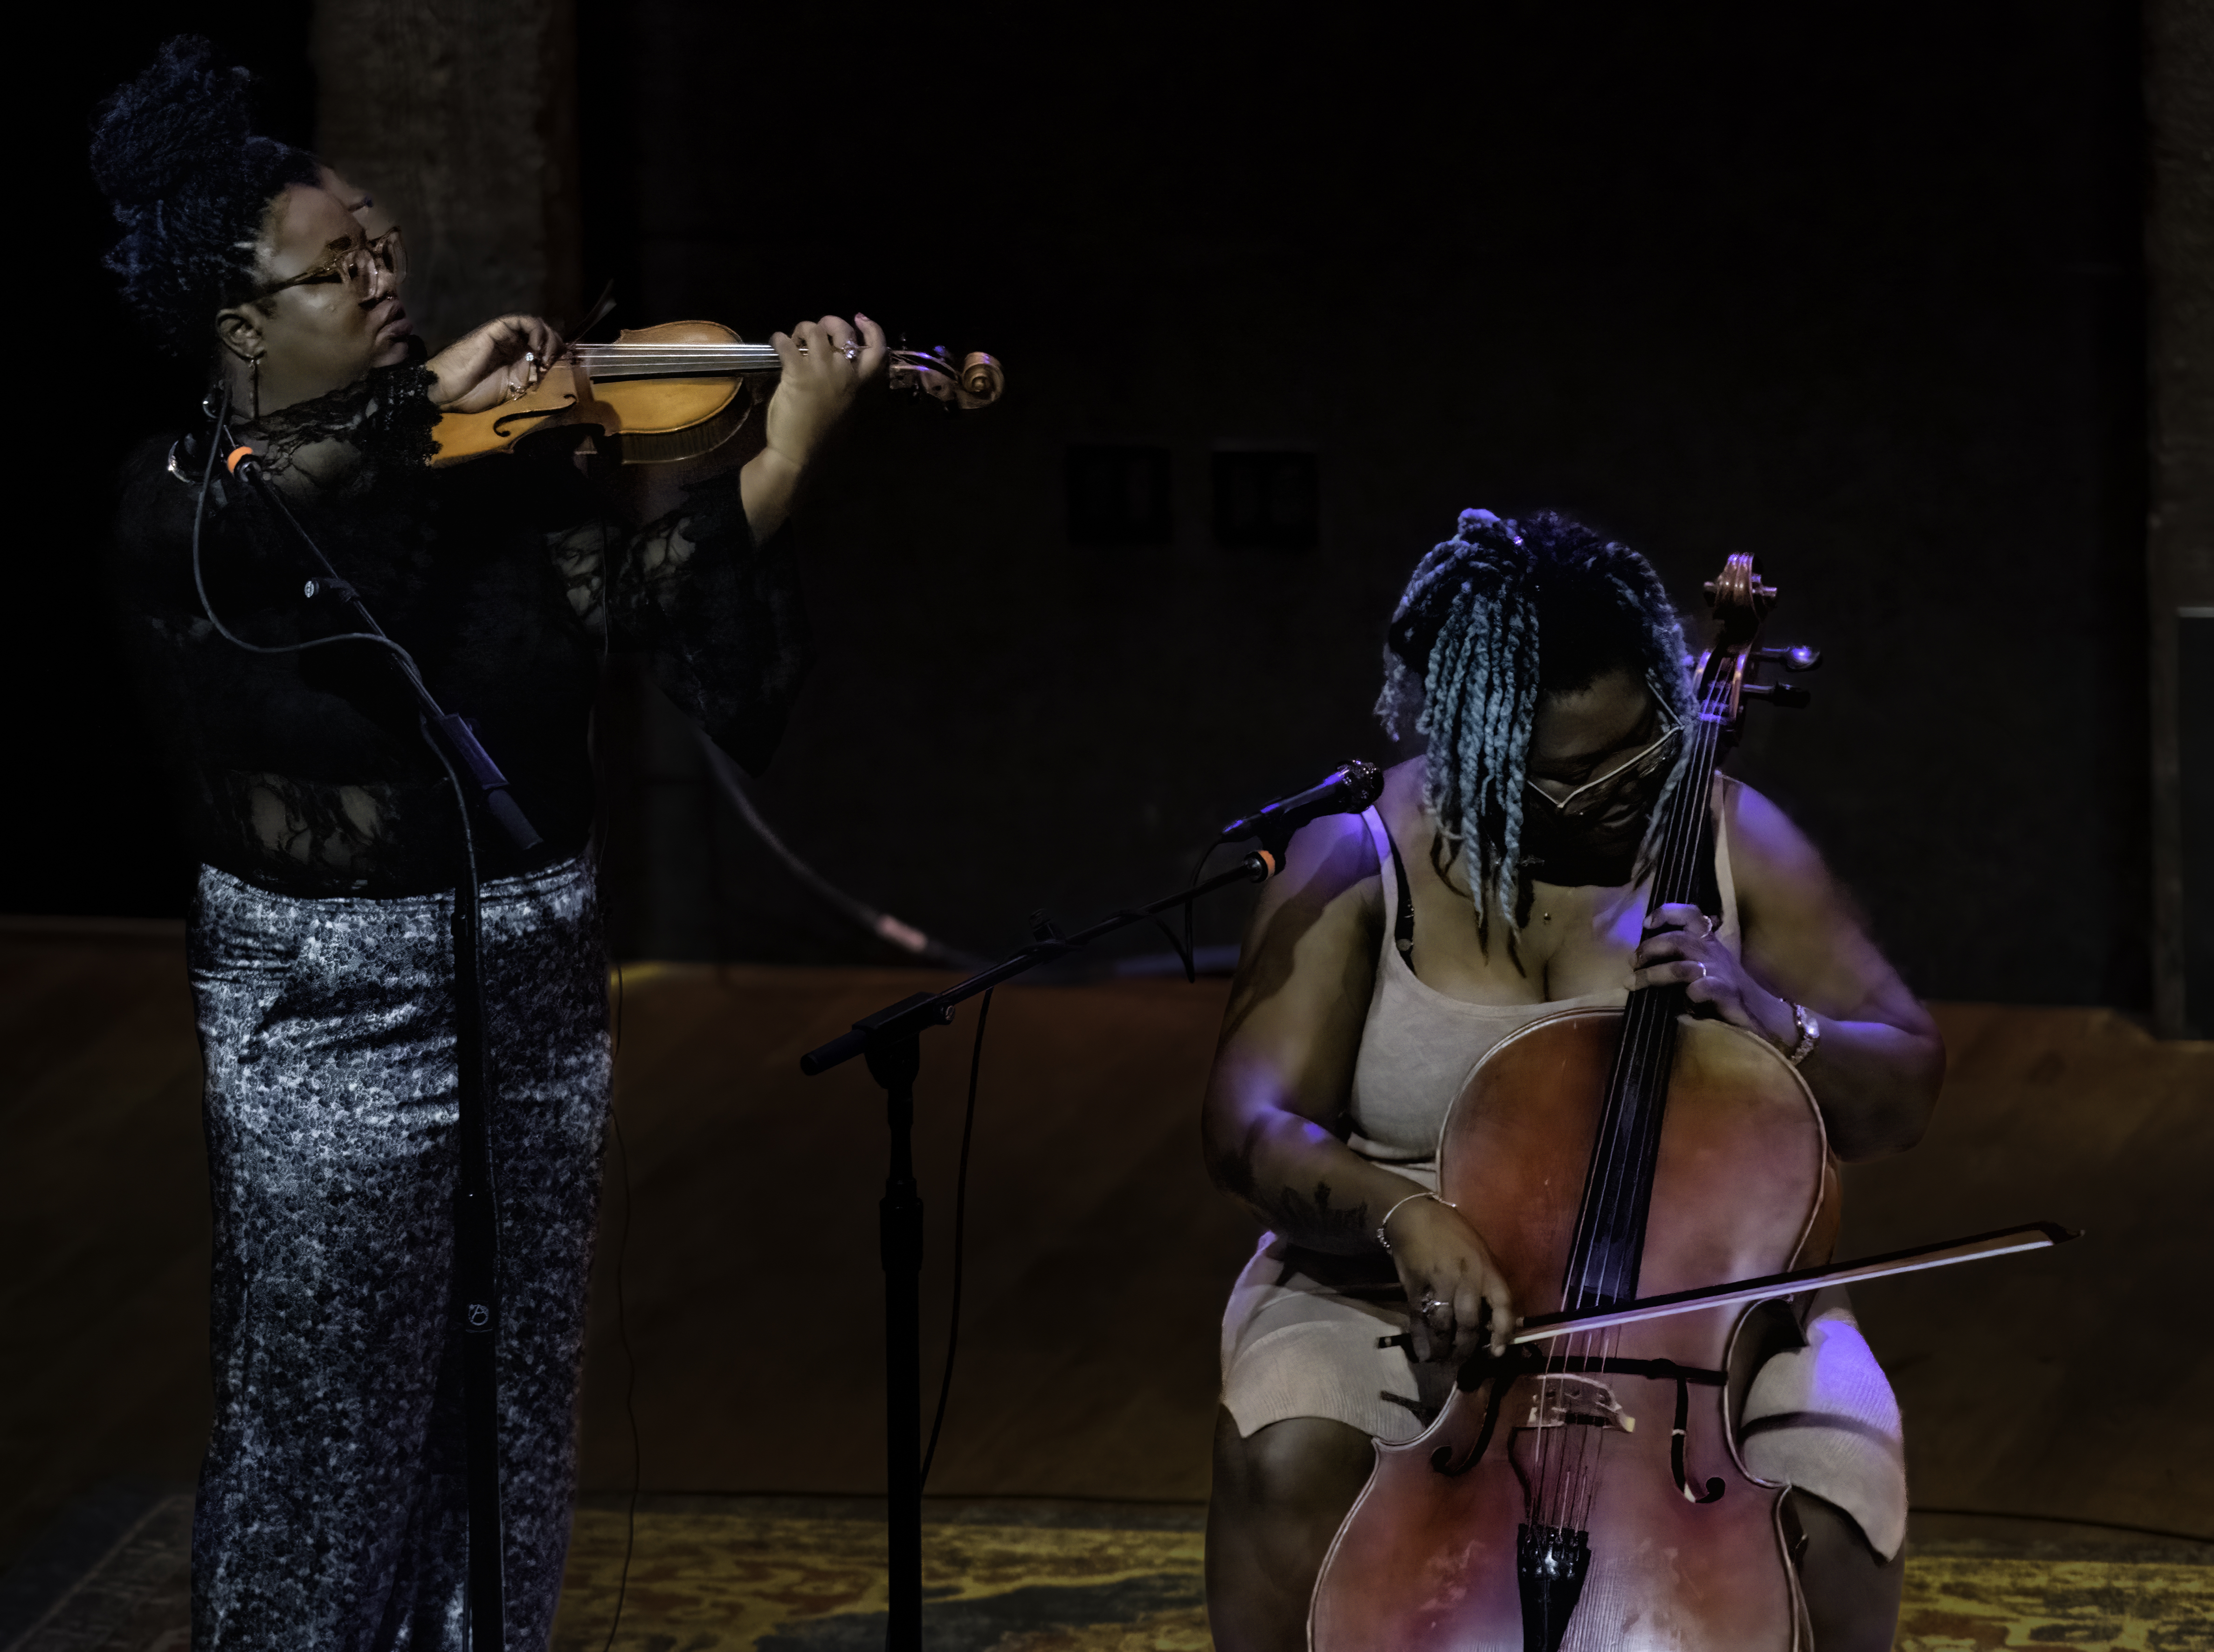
[[1753, 645, 1822, 672], [1741, 682, 1811, 709]]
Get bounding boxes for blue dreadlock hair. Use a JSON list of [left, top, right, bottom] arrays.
[[1376, 508, 1697, 962], [89, 36, 321, 358]]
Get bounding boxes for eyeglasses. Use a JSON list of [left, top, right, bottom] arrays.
[[1524, 717, 1683, 819], [250, 227, 406, 302]]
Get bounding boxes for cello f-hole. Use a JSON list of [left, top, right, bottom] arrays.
[[1432, 1376, 1510, 1477]]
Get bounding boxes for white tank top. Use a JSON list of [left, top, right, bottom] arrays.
[[1344, 785, 1741, 1165]]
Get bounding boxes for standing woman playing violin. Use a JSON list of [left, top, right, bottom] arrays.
[[1202, 510, 1945, 1651], [91, 38, 876, 1650]]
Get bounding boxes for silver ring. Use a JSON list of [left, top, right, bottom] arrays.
[[1700, 913, 1718, 940], [1694, 963, 1709, 980], [524, 350, 537, 365], [841, 339, 861, 361], [1419, 1296, 1452, 1320]]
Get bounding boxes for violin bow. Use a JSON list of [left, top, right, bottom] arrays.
[[1510, 1220, 2077, 1346]]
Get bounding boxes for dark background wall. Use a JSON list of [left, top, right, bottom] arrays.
[[19, 2, 2149, 1007]]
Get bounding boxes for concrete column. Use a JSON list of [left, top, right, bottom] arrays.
[[310, 0, 581, 350], [2145, 0, 2214, 1037]]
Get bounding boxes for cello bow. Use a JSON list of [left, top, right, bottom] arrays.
[[1505, 1219, 2077, 1346]]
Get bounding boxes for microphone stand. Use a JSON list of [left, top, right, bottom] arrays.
[[209, 432, 542, 1651], [799, 842, 1286, 1652]]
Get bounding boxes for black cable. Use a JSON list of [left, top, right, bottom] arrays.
[[919, 987, 993, 1490], [189, 385, 426, 672], [1179, 841, 1228, 984], [599, 960, 641, 1652], [691, 726, 989, 971], [196, 381, 515, 1639], [418, 704, 507, 1643], [888, 828, 1252, 1493]]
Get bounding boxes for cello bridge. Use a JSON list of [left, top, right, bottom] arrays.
[[1524, 1375, 1636, 1435]]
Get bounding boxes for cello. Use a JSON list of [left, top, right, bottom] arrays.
[[1310, 554, 1853, 1651], [428, 320, 1004, 466]]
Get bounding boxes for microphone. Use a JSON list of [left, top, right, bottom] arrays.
[[1218, 759, 1385, 849]]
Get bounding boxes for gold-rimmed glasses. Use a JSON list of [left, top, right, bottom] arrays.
[[250, 227, 406, 302], [1524, 716, 1683, 819]]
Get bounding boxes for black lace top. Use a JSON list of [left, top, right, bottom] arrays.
[[105, 362, 812, 898]]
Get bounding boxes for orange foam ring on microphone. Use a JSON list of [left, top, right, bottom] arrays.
[[225, 446, 256, 475]]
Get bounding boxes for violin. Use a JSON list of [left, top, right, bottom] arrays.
[[428, 319, 1003, 466], [1307, 558, 1977, 1651]]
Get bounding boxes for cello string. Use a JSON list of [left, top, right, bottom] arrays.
[[1566, 677, 1725, 1526], [1579, 695, 1718, 1314], [1549, 718, 1704, 1536], [1559, 675, 1722, 1532], [1539, 651, 1733, 1538]]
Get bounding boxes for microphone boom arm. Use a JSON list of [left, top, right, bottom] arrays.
[[800, 850, 1275, 1075]]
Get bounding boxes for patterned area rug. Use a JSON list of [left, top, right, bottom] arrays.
[[549, 1499, 1209, 1651], [1893, 1547, 2214, 1652], [5, 1491, 2207, 1651]]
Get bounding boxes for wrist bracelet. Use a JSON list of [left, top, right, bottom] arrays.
[[1376, 1189, 1455, 1253], [1786, 1002, 1822, 1067]]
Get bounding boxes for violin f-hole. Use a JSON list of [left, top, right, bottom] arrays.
[[491, 402, 575, 438]]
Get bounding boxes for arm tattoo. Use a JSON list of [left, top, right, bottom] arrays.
[[1279, 1180, 1372, 1248]]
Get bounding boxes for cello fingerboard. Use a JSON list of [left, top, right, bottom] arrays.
[[1559, 689, 1732, 1311]]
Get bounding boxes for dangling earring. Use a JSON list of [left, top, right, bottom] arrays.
[[250, 354, 262, 422]]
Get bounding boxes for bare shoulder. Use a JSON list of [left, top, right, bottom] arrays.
[[1719, 778, 1831, 894], [1257, 804, 1385, 916], [1220, 786, 1386, 1029], [1376, 754, 1429, 842], [1721, 778, 1935, 1033]]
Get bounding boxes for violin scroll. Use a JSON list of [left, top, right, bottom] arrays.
[[890, 346, 1005, 410]]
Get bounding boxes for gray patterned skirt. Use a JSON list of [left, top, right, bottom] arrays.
[[186, 854, 611, 1652]]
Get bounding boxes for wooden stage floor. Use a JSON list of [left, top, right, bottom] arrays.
[[4, 919, 2209, 1571]]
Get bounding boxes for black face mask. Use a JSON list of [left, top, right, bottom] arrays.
[[1517, 760, 1672, 889]]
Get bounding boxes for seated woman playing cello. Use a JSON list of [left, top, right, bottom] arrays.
[[1201, 509, 1945, 1652]]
